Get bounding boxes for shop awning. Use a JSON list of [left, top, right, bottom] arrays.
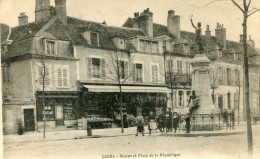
[[83, 85, 170, 93]]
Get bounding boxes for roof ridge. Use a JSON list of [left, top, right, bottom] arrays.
[[68, 16, 142, 31]]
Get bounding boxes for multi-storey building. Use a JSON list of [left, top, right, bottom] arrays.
[[1, 0, 259, 134]]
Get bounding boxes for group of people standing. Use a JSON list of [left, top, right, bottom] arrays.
[[135, 108, 191, 136]]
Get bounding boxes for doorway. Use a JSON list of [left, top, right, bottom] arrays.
[[24, 109, 35, 131], [218, 95, 224, 113]]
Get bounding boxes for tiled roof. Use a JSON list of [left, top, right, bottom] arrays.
[[66, 17, 144, 51], [9, 21, 49, 42]]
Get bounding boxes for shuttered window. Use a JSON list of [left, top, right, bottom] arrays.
[[37, 64, 51, 86], [151, 64, 159, 83], [86, 57, 105, 79], [133, 63, 143, 82], [177, 61, 182, 74], [119, 60, 128, 79], [55, 65, 69, 88]]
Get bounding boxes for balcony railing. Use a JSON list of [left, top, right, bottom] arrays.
[[166, 72, 192, 84]]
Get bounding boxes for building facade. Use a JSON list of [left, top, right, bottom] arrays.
[[1, 0, 259, 134]]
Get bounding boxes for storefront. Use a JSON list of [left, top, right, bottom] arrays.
[[35, 91, 81, 130], [80, 84, 169, 120]]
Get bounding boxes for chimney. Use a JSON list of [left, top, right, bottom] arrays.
[[248, 35, 255, 49], [134, 8, 153, 37], [134, 12, 139, 17], [35, 0, 51, 22], [167, 10, 180, 39], [239, 34, 243, 43], [18, 12, 28, 25], [215, 23, 226, 50], [205, 25, 211, 36], [55, 0, 67, 25]]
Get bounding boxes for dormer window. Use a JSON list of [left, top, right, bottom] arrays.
[[90, 32, 99, 46], [139, 40, 158, 53], [45, 40, 56, 55]]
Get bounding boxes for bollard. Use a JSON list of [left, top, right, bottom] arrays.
[[87, 125, 92, 137]]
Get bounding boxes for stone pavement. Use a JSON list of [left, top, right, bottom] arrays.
[[3, 124, 247, 144]]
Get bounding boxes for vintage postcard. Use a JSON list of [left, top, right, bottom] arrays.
[[1, 0, 260, 159]]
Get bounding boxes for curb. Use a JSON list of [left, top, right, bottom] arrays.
[[161, 131, 246, 137]]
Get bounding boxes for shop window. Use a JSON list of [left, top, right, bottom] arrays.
[[64, 104, 74, 120]]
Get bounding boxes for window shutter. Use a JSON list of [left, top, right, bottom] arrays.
[[87, 57, 92, 79], [45, 66, 50, 85], [223, 68, 227, 85], [151, 65, 154, 83], [57, 68, 62, 87], [124, 61, 128, 79], [155, 65, 159, 83], [132, 64, 136, 81], [101, 59, 106, 79], [38, 66, 43, 85], [63, 68, 68, 87], [231, 69, 235, 85]]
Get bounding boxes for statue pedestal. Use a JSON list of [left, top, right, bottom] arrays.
[[190, 54, 220, 130]]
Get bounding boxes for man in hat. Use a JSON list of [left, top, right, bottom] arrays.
[[185, 113, 191, 133]]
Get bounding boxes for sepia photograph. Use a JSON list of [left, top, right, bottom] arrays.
[[0, 0, 260, 159]]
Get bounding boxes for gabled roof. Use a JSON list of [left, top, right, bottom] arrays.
[[9, 21, 49, 42], [65, 17, 144, 51]]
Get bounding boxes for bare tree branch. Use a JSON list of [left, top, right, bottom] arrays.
[[247, 0, 253, 8], [231, 0, 244, 12], [248, 8, 260, 17]]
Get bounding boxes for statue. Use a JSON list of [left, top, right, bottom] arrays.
[[190, 15, 204, 54], [187, 90, 199, 114]]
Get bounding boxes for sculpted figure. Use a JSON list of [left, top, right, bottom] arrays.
[[190, 15, 204, 54]]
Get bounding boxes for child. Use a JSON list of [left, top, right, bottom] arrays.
[[136, 112, 145, 136]]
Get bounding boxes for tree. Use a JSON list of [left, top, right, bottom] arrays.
[[201, 0, 259, 157], [105, 50, 132, 133]]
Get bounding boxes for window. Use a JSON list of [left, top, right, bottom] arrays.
[[167, 60, 174, 72], [90, 32, 99, 46], [87, 57, 105, 79], [119, 60, 128, 79], [227, 68, 231, 85], [186, 62, 190, 73], [46, 41, 56, 55], [151, 64, 159, 83], [218, 67, 223, 85], [56, 65, 69, 88], [38, 65, 50, 85], [177, 61, 182, 74], [133, 63, 143, 82], [227, 92, 231, 109], [234, 69, 239, 85], [234, 93, 239, 108], [178, 91, 183, 107], [2, 66, 10, 83], [139, 40, 158, 53]]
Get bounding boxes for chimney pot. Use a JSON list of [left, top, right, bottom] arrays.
[[102, 21, 107, 25], [205, 25, 211, 36], [18, 12, 28, 25]]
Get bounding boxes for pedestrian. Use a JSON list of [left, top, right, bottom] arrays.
[[147, 111, 156, 135], [172, 112, 179, 133], [157, 112, 165, 132], [123, 113, 129, 128], [165, 108, 173, 133], [231, 109, 235, 129], [185, 113, 191, 133], [223, 109, 228, 126], [135, 112, 144, 136]]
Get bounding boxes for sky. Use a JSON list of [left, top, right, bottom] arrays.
[[0, 0, 260, 48]]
